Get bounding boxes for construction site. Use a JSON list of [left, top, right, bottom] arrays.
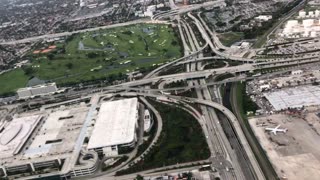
[[250, 107, 320, 180]]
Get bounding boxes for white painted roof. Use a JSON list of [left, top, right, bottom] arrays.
[[23, 108, 88, 159], [264, 85, 320, 111], [87, 98, 138, 149], [0, 115, 42, 159], [144, 109, 151, 132]]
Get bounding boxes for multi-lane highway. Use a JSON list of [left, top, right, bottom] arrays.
[[70, 4, 320, 180], [179, 14, 240, 180], [152, 0, 226, 20], [4, 1, 319, 179], [167, 14, 262, 180]]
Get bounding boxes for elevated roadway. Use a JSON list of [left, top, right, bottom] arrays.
[[152, 0, 226, 20], [187, 13, 255, 63], [197, 12, 228, 51], [112, 64, 254, 88], [143, 43, 208, 79], [175, 56, 227, 65], [113, 56, 320, 88], [114, 92, 265, 180], [178, 16, 239, 180], [195, 78, 244, 180], [169, 0, 178, 9]]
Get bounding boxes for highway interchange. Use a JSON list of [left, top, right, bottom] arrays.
[[94, 1, 320, 179], [80, 2, 313, 179], [6, 0, 320, 179]]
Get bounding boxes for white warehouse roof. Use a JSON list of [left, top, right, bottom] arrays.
[[264, 85, 320, 111], [87, 98, 138, 149], [0, 115, 42, 159]]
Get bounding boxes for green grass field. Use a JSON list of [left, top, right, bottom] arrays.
[[0, 24, 181, 96], [217, 32, 244, 47], [0, 69, 29, 96]]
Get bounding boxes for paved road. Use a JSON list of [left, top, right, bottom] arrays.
[[110, 55, 320, 88], [0, 19, 169, 45], [129, 97, 163, 166], [143, 44, 207, 79], [169, 0, 178, 9], [187, 13, 255, 63], [152, 0, 225, 20], [230, 83, 278, 180], [200, 79, 246, 179], [196, 80, 241, 180], [93, 160, 211, 180], [265, 0, 306, 45], [112, 91, 265, 180], [181, 16, 239, 180]]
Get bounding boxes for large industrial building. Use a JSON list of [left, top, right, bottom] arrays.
[[87, 98, 139, 156], [0, 95, 141, 179], [0, 105, 99, 179], [17, 83, 58, 99], [280, 10, 320, 38], [264, 85, 320, 111]]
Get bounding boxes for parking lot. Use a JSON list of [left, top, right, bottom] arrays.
[[247, 68, 320, 114]]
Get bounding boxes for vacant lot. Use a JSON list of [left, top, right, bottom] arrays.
[[217, 32, 244, 47], [250, 113, 320, 180]]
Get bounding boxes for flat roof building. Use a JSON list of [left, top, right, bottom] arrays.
[[264, 85, 320, 111], [17, 83, 58, 99], [0, 94, 142, 179], [88, 98, 139, 156], [0, 105, 99, 179], [144, 109, 152, 133], [0, 115, 42, 159]]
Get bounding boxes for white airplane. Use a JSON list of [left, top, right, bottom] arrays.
[[265, 125, 287, 135]]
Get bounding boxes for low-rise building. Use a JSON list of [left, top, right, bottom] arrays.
[[254, 15, 272, 22], [0, 106, 99, 179], [87, 98, 139, 156], [292, 70, 303, 75], [144, 109, 152, 133], [17, 83, 58, 99]]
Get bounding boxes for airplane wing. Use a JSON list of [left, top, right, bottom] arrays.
[[272, 130, 277, 135], [275, 125, 281, 130]]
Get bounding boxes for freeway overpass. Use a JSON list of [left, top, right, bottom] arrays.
[[112, 92, 265, 180], [143, 43, 208, 79], [175, 56, 227, 65], [111, 56, 319, 88], [152, 0, 226, 20], [187, 13, 256, 63], [112, 64, 254, 88]]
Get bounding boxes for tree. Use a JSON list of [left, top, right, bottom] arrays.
[[171, 40, 178, 46], [135, 175, 143, 180], [87, 52, 99, 59], [122, 31, 133, 36], [22, 66, 35, 76], [66, 62, 74, 69], [60, 47, 66, 54], [47, 53, 55, 60]]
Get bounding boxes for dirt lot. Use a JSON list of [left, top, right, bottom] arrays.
[[250, 112, 320, 180]]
